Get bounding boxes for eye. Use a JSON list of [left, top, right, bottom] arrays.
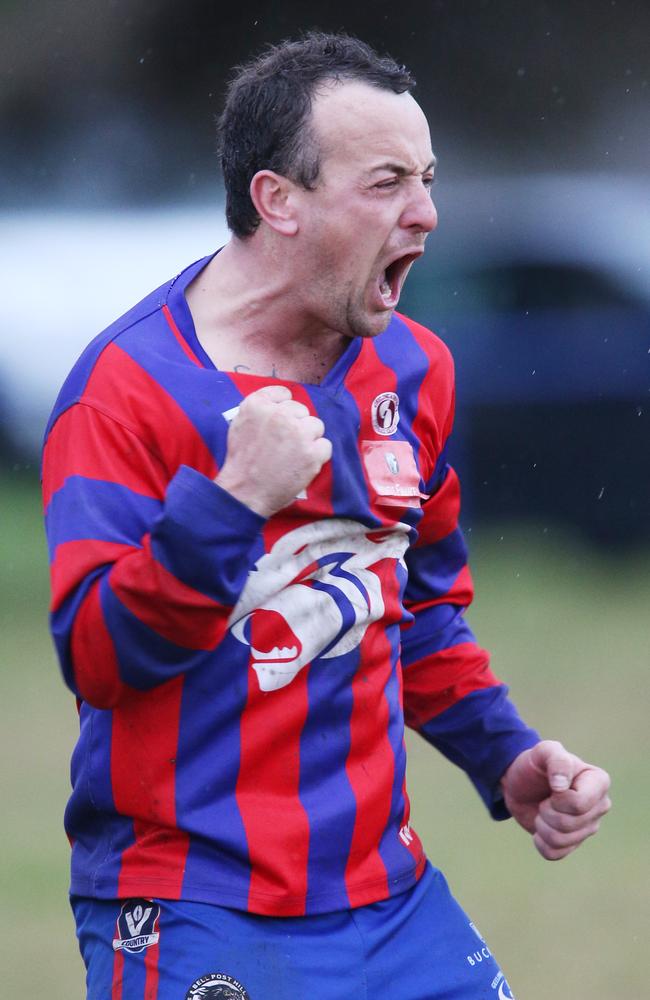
[[375, 177, 399, 190], [422, 174, 435, 190]]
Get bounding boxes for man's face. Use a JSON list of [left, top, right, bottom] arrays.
[[293, 80, 437, 339]]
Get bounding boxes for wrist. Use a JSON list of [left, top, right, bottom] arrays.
[[215, 469, 274, 518]]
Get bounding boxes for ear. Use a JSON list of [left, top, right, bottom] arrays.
[[249, 170, 299, 236]]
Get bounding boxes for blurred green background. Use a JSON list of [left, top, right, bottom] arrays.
[[2, 470, 647, 998]]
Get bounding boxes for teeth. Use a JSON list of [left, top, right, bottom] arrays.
[[380, 278, 392, 298], [251, 644, 298, 662]]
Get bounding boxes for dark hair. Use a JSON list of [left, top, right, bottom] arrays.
[[218, 32, 416, 237]]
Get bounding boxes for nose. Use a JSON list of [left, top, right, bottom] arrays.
[[400, 184, 438, 234]]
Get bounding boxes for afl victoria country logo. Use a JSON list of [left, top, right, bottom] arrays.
[[112, 899, 160, 953], [372, 391, 399, 435], [228, 517, 410, 692]]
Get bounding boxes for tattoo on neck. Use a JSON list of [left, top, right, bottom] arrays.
[[233, 362, 281, 378]]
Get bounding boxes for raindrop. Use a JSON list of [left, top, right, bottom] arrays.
[[516, 67, 526, 78], [636, 407, 643, 417], [597, 487, 605, 500]]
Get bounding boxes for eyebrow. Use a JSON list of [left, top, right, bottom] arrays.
[[367, 156, 437, 176]]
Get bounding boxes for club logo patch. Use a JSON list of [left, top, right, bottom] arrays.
[[371, 391, 399, 435], [185, 972, 251, 999], [228, 517, 410, 691], [112, 899, 160, 953]]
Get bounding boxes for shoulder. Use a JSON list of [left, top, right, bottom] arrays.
[[392, 312, 455, 377]]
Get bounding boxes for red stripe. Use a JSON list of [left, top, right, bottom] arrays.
[[405, 564, 475, 615], [51, 539, 137, 612], [162, 304, 204, 368], [84, 341, 217, 479], [344, 559, 403, 906], [42, 400, 168, 508], [402, 642, 498, 728], [110, 534, 229, 649], [235, 659, 311, 916], [395, 655, 424, 868], [71, 579, 128, 708], [413, 468, 462, 547], [112, 677, 190, 897], [111, 949, 124, 1000], [144, 936, 160, 1000]]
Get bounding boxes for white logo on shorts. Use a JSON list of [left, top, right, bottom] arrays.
[[185, 972, 251, 999]]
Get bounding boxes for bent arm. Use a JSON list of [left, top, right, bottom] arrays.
[[43, 403, 265, 708]]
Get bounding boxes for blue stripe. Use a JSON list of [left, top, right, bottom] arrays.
[[304, 386, 381, 528], [150, 465, 265, 605], [175, 633, 252, 901], [404, 527, 468, 603], [102, 576, 209, 687], [50, 566, 107, 694], [376, 621, 416, 887], [120, 937, 149, 998], [299, 651, 358, 913], [116, 314, 241, 467], [67, 703, 136, 897], [400, 604, 477, 666], [45, 476, 162, 560]]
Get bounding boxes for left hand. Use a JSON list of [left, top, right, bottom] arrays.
[[500, 740, 611, 860]]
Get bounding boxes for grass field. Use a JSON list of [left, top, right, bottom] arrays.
[[1, 470, 648, 998]]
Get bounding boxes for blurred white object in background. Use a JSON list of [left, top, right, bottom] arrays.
[[1, 205, 230, 456]]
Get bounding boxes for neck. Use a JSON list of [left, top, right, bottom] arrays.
[[185, 236, 350, 381]]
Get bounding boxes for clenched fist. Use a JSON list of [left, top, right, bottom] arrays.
[[501, 740, 611, 861], [216, 385, 332, 517]]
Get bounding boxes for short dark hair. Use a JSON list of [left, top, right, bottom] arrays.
[[218, 32, 416, 238]]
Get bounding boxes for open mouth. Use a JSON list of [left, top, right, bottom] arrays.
[[378, 250, 423, 308]]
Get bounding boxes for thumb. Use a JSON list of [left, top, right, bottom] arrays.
[[531, 740, 574, 792]]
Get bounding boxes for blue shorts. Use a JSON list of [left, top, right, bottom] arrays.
[[72, 863, 514, 999]]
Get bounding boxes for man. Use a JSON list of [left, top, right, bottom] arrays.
[[43, 32, 610, 1000]]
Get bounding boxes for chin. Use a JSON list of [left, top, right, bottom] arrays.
[[347, 306, 393, 340]]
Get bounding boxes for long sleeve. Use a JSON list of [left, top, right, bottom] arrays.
[[43, 401, 265, 709], [401, 452, 540, 817]]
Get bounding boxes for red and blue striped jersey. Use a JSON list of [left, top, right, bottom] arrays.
[[42, 253, 539, 916]]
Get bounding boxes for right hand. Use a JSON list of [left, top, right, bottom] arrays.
[[215, 385, 332, 517]]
